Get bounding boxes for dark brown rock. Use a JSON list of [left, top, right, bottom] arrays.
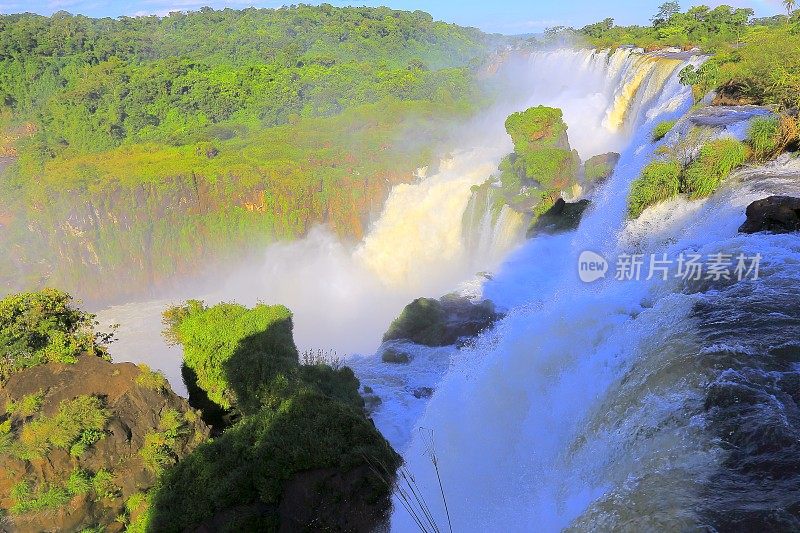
[[739, 196, 800, 234], [0, 356, 209, 533], [528, 198, 591, 237]]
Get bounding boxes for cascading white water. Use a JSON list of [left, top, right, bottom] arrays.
[[92, 49, 746, 531], [98, 49, 681, 372], [390, 52, 705, 531]]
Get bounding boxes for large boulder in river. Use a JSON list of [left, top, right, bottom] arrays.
[[0, 355, 209, 532], [528, 198, 591, 237], [739, 196, 800, 234], [383, 294, 502, 347]]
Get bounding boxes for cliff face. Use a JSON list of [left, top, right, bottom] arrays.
[[0, 355, 209, 532], [0, 164, 414, 305]]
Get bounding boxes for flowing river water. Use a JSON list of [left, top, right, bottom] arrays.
[[92, 48, 800, 530]]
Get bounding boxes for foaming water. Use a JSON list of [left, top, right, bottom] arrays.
[[391, 52, 701, 531], [98, 48, 681, 387]]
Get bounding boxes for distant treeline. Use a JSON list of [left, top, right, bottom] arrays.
[[0, 6, 497, 301]]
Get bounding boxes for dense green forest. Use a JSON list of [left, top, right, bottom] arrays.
[[0, 6, 497, 302], [549, 3, 800, 110], [1, 3, 797, 303]]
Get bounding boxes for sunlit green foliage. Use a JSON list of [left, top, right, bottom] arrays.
[[152, 298, 397, 530], [628, 160, 682, 218], [135, 364, 168, 392], [628, 138, 748, 217], [747, 114, 800, 161], [9, 468, 118, 515], [5, 390, 44, 418], [683, 138, 748, 198], [9, 480, 72, 514], [578, 4, 755, 52], [140, 409, 187, 474], [652, 120, 677, 142], [749, 116, 781, 160], [163, 300, 298, 414], [0, 289, 110, 380], [15, 395, 109, 460], [498, 106, 579, 198], [0, 6, 487, 158]]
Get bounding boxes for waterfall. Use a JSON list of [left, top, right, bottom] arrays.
[[457, 48, 692, 269], [390, 51, 708, 531]]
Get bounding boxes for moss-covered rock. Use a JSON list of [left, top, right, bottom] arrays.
[[466, 106, 582, 238], [383, 294, 502, 347], [583, 152, 620, 191], [381, 348, 412, 364], [501, 106, 581, 192], [0, 356, 209, 533]]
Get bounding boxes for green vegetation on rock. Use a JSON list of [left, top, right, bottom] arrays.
[[583, 153, 620, 184], [0, 290, 209, 530], [158, 299, 399, 530], [135, 363, 168, 392], [628, 138, 748, 218], [683, 138, 749, 198], [16, 395, 109, 460], [469, 106, 581, 235], [747, 114, 799, 161], [163, 300, 299, 415], [502, 106, 579, 191], [0, 288, 111, 381], [140, 409, 189, 474], [652, 120, 677, 142], [148, 391, 400, 532], [628, 160, 683, 219]]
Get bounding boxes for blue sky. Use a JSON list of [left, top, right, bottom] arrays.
[[0, 0, 787, 34]]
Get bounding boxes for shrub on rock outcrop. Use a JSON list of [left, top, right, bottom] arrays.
[[148, 391, 400, 532], [628, 159, 682, 219], [163, 300, 299, 417], [0, 289, 112, 381], [628, 139, 748, 218], [652, 119, 677, 142], [161, 299, 400, 531]]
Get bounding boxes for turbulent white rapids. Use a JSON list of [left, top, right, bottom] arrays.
[[390, 52, 800, 532], [90, 48, 800, 531]]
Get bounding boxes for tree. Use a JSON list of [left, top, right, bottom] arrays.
[[652, 1, 681, 27], [785, 0, 796, 18]]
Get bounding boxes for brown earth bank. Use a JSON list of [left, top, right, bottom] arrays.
[[0, 356, 209, 532]]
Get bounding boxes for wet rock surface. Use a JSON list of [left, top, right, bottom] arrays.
[[739, 195, 800, 234], [383, 294, 502, 347], [528, 198, 591, 236]]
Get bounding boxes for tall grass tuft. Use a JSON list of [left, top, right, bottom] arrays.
[[683, 138, 748, 198], [627, 160, 682, 218]]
